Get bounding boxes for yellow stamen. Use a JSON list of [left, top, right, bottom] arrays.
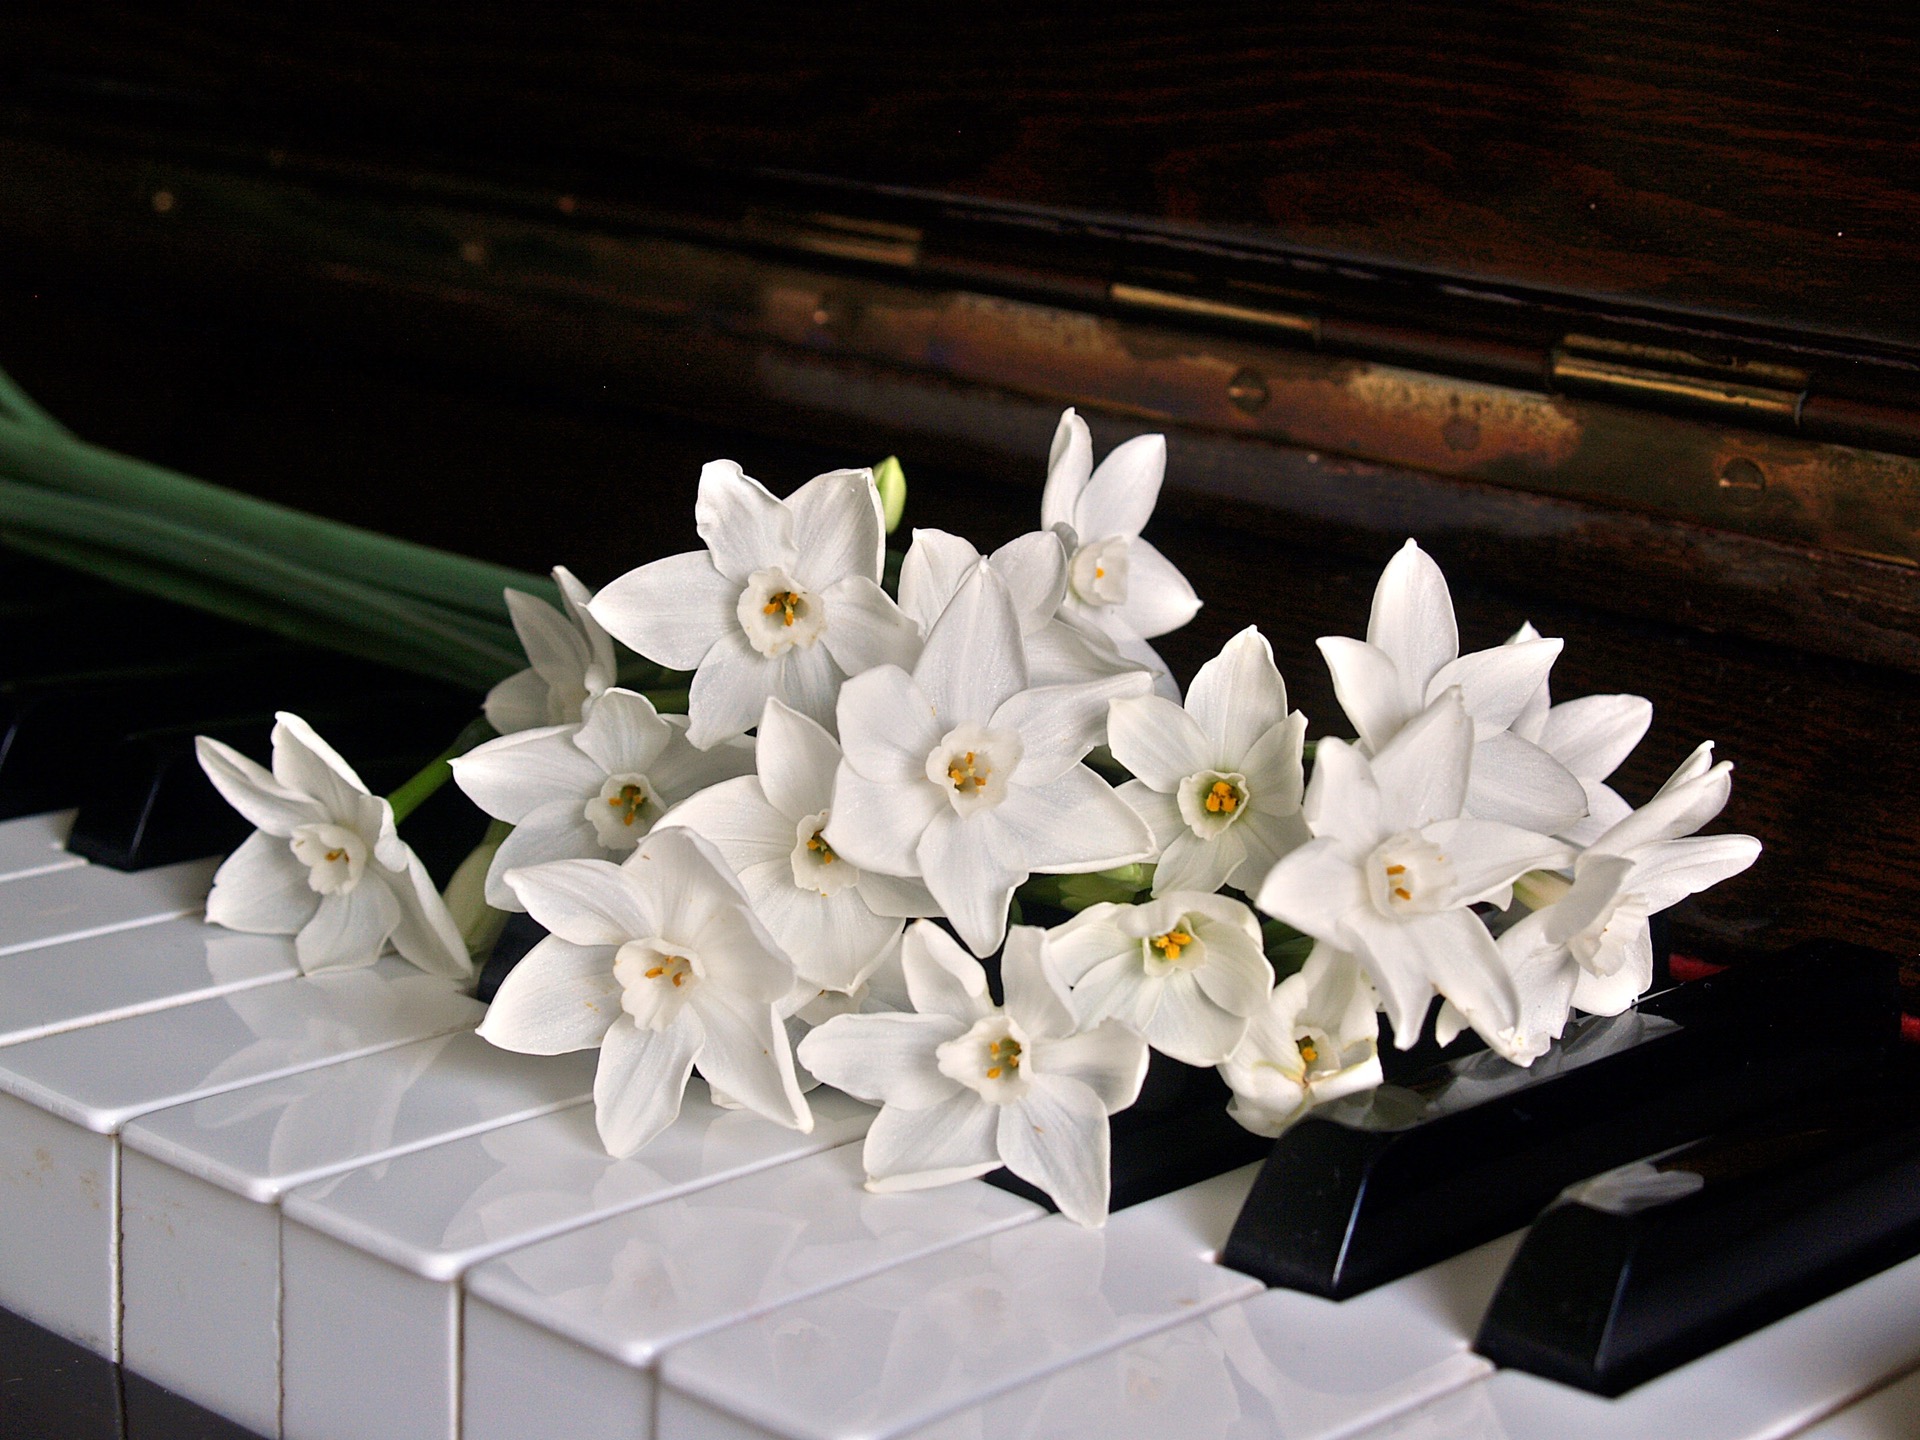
[[806, 832, 836, 864], [1204, 780, 1240, 814], [985, 1035, 1022, 1080], [1094, 565, 1105, 578], [1393, 886, 1412, 901], [947, 751, 989, 795], [645, 966, 663, 978], [607, 783, 648, 826], [1298, 1037, 1320, 1065], [1150, 928, 1195, 961], [1385, 863, 1406, 876], [762, 590, 803, 627], [324, 848, 345, 863]]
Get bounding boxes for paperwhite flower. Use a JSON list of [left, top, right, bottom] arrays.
[[824, 562, 1155, 957], [196, 713, 470, 980], [484, 566, 619, 734], [896, 526, 1146, 689], [1041, 409, 1200, 687], [1108, 626, 1310, 896], [450, 687, 754, 912], [1221, 943, 1383, 1137], [479, 828, 812, 1157], [797, 920, 1148, 1227], [588, 462, 916, 748], [1492, 742, 1760, 1053], [1317, 540, 1586, 834], [1047, 892, 1273, 1066], [1255, 689, 1574, 1056], [658, 697, 937, 999], [1506, 621, 1653, 848]]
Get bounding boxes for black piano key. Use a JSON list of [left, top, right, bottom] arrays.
[[1219, 943, 1902, 1298], [477, 911, 550, 1003], [0, 1302, 121, 1440], [1475, 1066, 1920, 1396]]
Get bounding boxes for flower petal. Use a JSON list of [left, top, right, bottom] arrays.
[[769, 641, 843, 737], [999, 1076, 1112, 1227], [1186, 627, 1287, 764], [738, 868, 899, 993], [1337, 907, 1437, 1047], [863, 1087, 1001, 1190], [1423, 818, 1576, 909], [504, 588, 591, 691], [822, 764, 943, 879], [917, 811, 1025, 957], [1152, 827, 1240, 897], [1040, 409, 1094, 533], [1593, 756, 1734, 856], [1540, 693, 1652, 783], [295, 882, 401, 974], [1255, 838, 1366, 946], [788, 467, 884, 588], [572, 688, 672, 777], [821, 575, 922, 675], [1366, 540, 1457, 696], [505, 857, 655, 945], [687, 628, 778, 749], [691, 987, 811, 1131], [996, 672, 1152, 786], [483, 799, 602, 911], [482, 668, 554, 736], [897, 529, 984, 632], [452, 725, 602, 825], [900, 919, 994, 1022], [476, 935, 622, 1053], [1001, 925, 1078, 1039], [1300, 737, 1383, 848], [1117, 778, 1185, 850], [205, 829, 318, 933], [1370, 690, 1473, 832], [1106, 694, 1211, 791], [835, 664, 944, 786], [589, 551, 736, 671], [1627, 833, 1761, 915], [855, 870, 941, 919], [795, 1011, 964, 1108], [1315, 637, 1413, 755], [555, 565, 617, 690], [1118, 537, 1202, 640], [593, 1014, 701, 1158], [1000, 768, 1155, 874], [989, 530, 1071, 631], [269, 714, 378, 825], [1466, 730, 1590, 834], [644, 718, 758, 808], [657, 776, 791, 872], [1035, 1020, 1149, 1113], [1147, 979, 1251, 1066], [1571, 921, 1656, 1015], [1354, 907, 1518, 1051], [696, 459, 795, 583], [384, 852, 473, 980], [1077, 431, 1165, 541], [913, 564, 1028, 728]]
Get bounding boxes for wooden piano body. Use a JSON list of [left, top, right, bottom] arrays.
[[1, 6, 1919, 1437]]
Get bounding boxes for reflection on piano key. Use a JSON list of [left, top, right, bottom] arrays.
[[277, 1086, 873, 1440], [900, 1229, 1518, 1440], [0, 809, 83, 882], [0, 854, 217, 956], [654, 1165, 1264, 1440], [0, 921, 297, 1049], [118, 1030, 598, 1435], [0, 955, 480, 1358], [461, 1143, 1043, 1440]]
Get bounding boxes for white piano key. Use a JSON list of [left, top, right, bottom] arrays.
[[0, 919, 297, 1049], [277, 1086, 875, 1440], [461, 1143, 1045, 1440], [654, 1163, 1266, 1440], [898, 1230, 1520, 1440], [118, 1031, 599, 1437], [0, 957, 480, 1358], [0, 809, 83, 881], [1792, 1365, 1920, 1439], [0, 854, 217, 956]]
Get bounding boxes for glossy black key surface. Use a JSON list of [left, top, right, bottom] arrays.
[[1476, 1066, 1920, 1396], [1220, 944, 1901, 1298]]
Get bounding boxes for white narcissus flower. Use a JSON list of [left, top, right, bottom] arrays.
[[1047, 892, 1273, 1066], [824, 563, 1155, 958], [450, 688, 754, 912], [1221, 943, 1383, 1137], [657, 697, 937, 1000], [1108, 626, 1310, 897], [1490, 742, 1761, 1054], [1255, 689, 1575, 1058], [1506, 621, 1653, 848], [797, 920, 1148, 1227], [1317, 540, 1586, 834], [484, 566, 618, 734], [196, 713, 470, 980], [588, 462, 917, 748], [480, 828, 812, 1157], [1041, 408, 1200, 689]]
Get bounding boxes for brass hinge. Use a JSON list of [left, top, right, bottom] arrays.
[[1108, 283, 1318, 339], [738, 210, 921, 269], [1551, 334, 1808, 423]]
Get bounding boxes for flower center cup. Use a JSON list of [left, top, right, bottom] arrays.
[[1176, 770, 1250, 839], [790, 809, 859, 897], [936, 1014, 1032, 1103], [288, 823, 369, 895], [1068, 535, 1131, 608], [1141, 920, 1207, 977], [586, 771, 662, 852], [925, 723, 1022, 816], [612, 939, 705, 1031], [1364, 832, 1457, 916], [1294, 1024, 1342, 1082], [737, 566, 825, 657]]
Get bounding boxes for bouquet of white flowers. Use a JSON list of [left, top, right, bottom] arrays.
[[193, 409, 1760, 1227]]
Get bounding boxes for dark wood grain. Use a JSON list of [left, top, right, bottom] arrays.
[[5, 2, 1919, 351]]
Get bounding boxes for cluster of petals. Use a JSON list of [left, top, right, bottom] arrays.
[[197, 714, 470, 980], [483, 565, 618, 734], [1505, 621, 1653, 847], [823, 562, 1154, 958], [588, 462, 915, 749], [480, 826, 811, 1157], [1109, 625, 1309, 897], [1219, 943, 1383, 1136], [450, 686, 752, 911], [797, 920, 1148, 1227]]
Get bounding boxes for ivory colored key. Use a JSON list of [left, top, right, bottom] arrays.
[[461, 1142, 1044, 1440], [1791, 1365, 1920, 1439], [898, 1230, 1520, 1440], [277, 1086, 874, 1440], [0, 854, 217, 956], [0, 958, 480, 1358], [0, 810, 84, 882], [654, 1164, 1266, 1440], [118, 1031, 598, 1438], [0, 919, 297, 1049]]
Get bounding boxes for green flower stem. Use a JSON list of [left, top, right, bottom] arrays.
[[387, 715, 498, 824], [0, 370, 70, 435], [1015, 863, 1155, 914]]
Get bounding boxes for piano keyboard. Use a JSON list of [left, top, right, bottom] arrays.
[[3, 816, 1920, 1439]]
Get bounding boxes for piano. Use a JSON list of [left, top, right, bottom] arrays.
[[3, 6, 1920, 1437]]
